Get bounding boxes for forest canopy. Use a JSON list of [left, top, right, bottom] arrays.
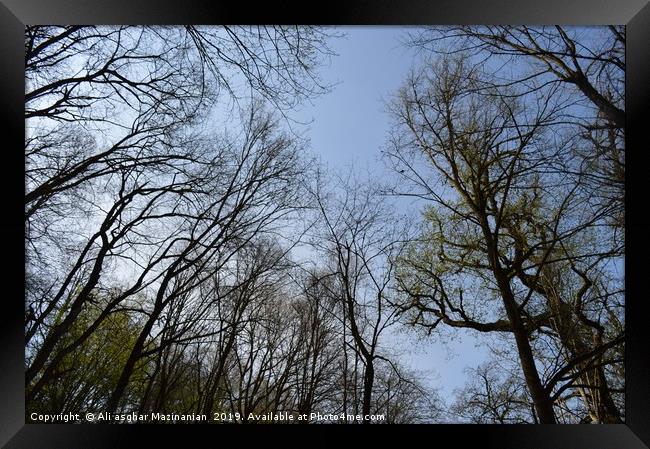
[[25, 25, 624, 424]]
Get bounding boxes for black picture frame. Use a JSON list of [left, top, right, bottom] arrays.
[[2, 1, 649, 447]]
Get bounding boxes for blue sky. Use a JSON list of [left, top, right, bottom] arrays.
[[293, 27, 411, 171], [292, 27, 491, 406]]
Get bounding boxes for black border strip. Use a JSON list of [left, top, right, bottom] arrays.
[[1, 0, 649, 25], [2, 1, 649, 447]]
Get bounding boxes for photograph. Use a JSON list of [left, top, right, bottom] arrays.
[[23, 23, 626, 425], [2, 0, 649, 447]]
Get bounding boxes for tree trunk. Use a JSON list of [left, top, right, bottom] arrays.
[[106, 314, 156, 413], [548, 295, 622, 423], [361, 360, 375, 423], [484, 226, 557, 423]]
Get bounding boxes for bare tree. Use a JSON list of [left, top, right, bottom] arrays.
[[308, 172, 406, 422], [450, 362, 537, 424], [25, 25, 336, 416], [405, 25, 624, 230], [386, 53, 623, 423]]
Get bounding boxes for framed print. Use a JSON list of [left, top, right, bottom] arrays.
[[2, 0, 649, 447]]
